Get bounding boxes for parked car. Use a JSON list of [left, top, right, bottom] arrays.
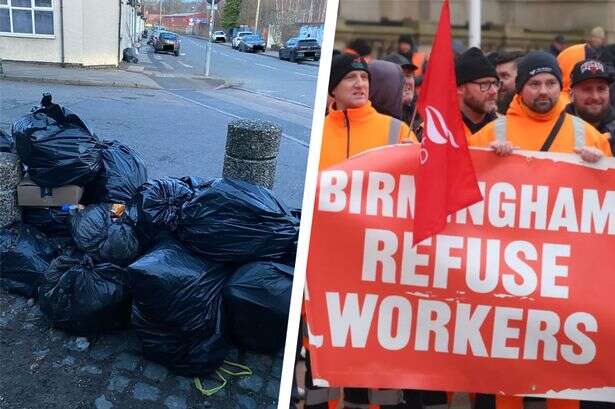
[[147, 27, 165, 44], [153, 31, 181, 56], [279, 38, 321, 63], [238, 35, 265, 53], [228, 25, 251, 42], [232, 31, 253, 49], [212, 30, 226, 42]]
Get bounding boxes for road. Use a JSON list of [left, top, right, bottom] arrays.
[[0, 35, 318, 409], [139, 35, 319, 108]]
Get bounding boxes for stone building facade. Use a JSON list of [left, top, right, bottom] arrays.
[[335, 0, 615, 56]]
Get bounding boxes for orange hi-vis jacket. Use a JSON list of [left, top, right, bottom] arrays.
[[469, 94, 612, 156], [557, 44, 586, 97], [319, 101, 417, 170]]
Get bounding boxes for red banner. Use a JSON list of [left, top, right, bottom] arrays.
[[304, 144, 615, 399]]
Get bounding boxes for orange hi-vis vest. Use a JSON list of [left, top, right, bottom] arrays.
[[319, 101, 417, 170], [469, 94, 612, 156]]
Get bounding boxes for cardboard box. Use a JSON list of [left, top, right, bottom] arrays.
[[17, 177, 83, 207]]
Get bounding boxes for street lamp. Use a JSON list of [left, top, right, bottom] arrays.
[[204, 0, 220, 76], [159, 0, 162, 27], [255, 0, 261, 32]]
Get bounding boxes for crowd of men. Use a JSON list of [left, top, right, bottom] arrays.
[[295, 26, 615, 409]]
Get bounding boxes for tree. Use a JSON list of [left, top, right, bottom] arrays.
[[221, 0, 242, 29]]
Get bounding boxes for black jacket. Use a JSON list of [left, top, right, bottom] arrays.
[[565, 103, 615, 155]]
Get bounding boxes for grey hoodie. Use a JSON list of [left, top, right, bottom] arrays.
[[368, 60, 405, 120]]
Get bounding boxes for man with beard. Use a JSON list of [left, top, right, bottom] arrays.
[[494, 51, 525, 114], [470, 51, 611, 162], [566, 59, 615, 155], [455, 47, 500, 137]]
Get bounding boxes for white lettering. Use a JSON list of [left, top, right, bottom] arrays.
[[519, 184, 549, 229], [540, 244, 570, 299], [453, 303, 490, 357], [491, 307, 523, 359], [433, 235, 464, 289], [377, 296, 412, 351], [348, 170, 364, 214], [366, 172, 395, 217], [318, 171, 348, 212], [415, 300, 451, 352], [548, 187, 578, 232], [523, 309, 560, 361], [580, 189, 615, 234], [362, 229, 398, 283], [503, 241, 538, 296], [326, 292, 377, 348], [561, 312, 598, 364], [488, 182, 516, 228], [466, 238, 500, 293], [400, 233, 430, 287]]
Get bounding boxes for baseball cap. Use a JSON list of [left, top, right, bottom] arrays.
[[570, 59, 613, 87], [381, 53, 418, 71]]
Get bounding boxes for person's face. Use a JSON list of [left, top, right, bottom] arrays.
[[458, 76, 499, 115], [332, 70, 369, 110], [589, 35, 605, 49], [402, 71, 415, 105], [398, 42, 412, 54], [520, 73, 561, 113], [496, 61, 517, 94], [570, 78, 610, 123]]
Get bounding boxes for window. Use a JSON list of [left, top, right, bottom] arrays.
[[0, 0, 54, 36]]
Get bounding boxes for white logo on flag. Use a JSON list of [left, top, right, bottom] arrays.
[[424, 105, 459, 148]]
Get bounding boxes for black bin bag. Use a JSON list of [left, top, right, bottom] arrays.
[[38, 254, 131, 334], [12, 94, 101, 187], [82, 140, 148, 204], [177, 178, 300, 264], [224, 262, 293, 352], [21, 207, 70, 237], [128, 238, 231, 376], [0, 223, 56, 298], [129, 177, 193, 231], [69, 204, 140, 267]]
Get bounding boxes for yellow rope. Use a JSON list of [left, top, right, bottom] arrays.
[[194, 371, 227, 397]]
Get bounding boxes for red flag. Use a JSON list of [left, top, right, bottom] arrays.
[[413, 0, 483, 246]]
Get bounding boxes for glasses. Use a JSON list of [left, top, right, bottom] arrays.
[[470, 80, 502, 92]]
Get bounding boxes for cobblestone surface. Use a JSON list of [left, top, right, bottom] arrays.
[[0, 291, 284, 408]]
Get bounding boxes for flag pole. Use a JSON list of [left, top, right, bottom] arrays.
[[468, 0, 481, 48]]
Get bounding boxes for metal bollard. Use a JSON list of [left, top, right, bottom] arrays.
[[222, 119, 282, 189], [0, 152, 22, 228]]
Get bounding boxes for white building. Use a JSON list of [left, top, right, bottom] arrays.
[[0, 0, 145, 67]]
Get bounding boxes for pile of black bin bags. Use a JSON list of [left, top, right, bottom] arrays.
[[0, 94, 298, 376]]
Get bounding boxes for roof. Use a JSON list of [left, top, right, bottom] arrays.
[[162, 12, 205, 18]]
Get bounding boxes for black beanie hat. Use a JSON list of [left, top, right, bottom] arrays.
[[329, 53, 370, 95], [455, 47, 498, 86], [515, 51, 563, 93]]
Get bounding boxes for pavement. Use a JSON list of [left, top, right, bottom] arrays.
[[0, 60, 163, 90], [0, 60, 229, 91], [0, 291, 283, 409]]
